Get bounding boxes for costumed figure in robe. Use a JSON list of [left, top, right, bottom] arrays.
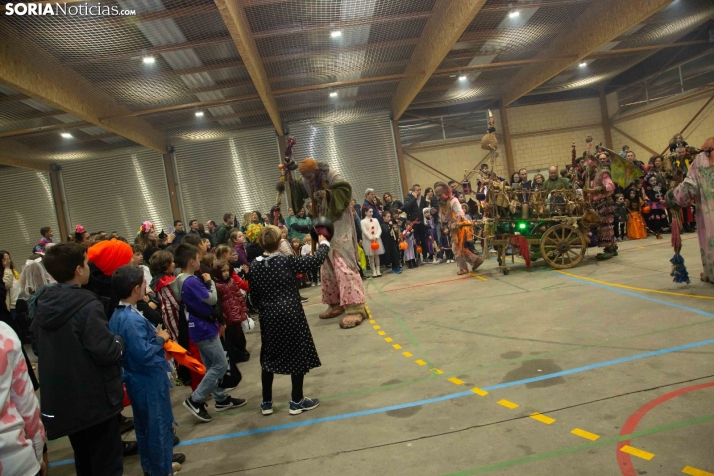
[[434, 182, 483, 275], [281, 141, 368, 329], [667, 137, 714, 284], [586, 154, 618, 260]]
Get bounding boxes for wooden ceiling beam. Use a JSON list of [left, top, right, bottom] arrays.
[[214, 0, 284, 135], [588, 40, 712, 58], [0, 140, 53, 171], [500, 0, 674, 106], [391, 0, 488, 121], [0, 25, 167, 153]]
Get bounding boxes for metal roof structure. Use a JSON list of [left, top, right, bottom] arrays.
[[1, 0, 712, 167]]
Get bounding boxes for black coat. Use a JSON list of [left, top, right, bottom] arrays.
[[31, 284, 125, 439], [401, 194, 427, 222]]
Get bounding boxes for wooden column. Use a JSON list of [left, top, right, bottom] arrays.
[[598, 85, 613, 149], [48, 167, 69, 242], [162, 153, 181, 222], [392, 118, 409, 196], [499, 103, 516, 178]]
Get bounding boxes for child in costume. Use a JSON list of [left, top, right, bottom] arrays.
[[401, 217, 417, 268], [381, 210, 402, 274], [109, 265, 182, 476], [212, 259, 250, 370], [361, 207, 384, 278], [625, 188, 647, 240]]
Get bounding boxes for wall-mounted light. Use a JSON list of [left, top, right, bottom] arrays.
[[579, 62, 587, 67], [458, 75, 467, 81], [195, 111, 204, 117], [142, 56, 155, 64], [60, 132, 73, 138], [329, 92, 338, 97], [509, 10, 520, 18], [331, 31, 342, 38]]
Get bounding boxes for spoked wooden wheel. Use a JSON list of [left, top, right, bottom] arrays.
[[539, 224, 587, 269]]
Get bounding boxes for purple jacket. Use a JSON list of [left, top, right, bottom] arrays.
[[234, 243, 249, 267], [169, 274, 219, 343]]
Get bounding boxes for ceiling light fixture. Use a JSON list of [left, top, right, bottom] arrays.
[[60, 132, 73, 138], [142, 56, 155, 64], [458, 75, 467, 81], [195, 111, 204, 117], [331, 31, 342, 38], [329, 92, 338, 97], [509, 10, 520, 18], [579, 62, 587, 67]]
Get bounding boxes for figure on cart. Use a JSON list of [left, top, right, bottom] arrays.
[[280, 139, 368, 329]]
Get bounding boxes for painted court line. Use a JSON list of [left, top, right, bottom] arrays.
[[448, 377, 464, 385], [619, 445, 654, 460], [530, 413, 556, 425], [683, 465, 714, 476], [571, 428, 600, 441], [471, 387, 489, 396], [49, 338, 714, 467], [497, 399, 519, 409]]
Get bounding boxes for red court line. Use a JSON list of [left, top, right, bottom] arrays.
[[617, 381, 714, 476], [618, 236, 697, 252]]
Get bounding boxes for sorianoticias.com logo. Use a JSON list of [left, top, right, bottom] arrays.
[[4, 2, 137, 16]]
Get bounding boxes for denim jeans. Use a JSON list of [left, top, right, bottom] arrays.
[[191, 336, 228, 403]]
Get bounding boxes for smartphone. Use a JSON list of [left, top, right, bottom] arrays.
[[168, 226, 174, 234]]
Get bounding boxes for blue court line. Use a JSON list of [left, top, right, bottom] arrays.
[[541, 268, 714, 319], [49, 337, 714, 467]]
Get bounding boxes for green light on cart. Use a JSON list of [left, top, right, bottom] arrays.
[[518, 223, 527, 230]]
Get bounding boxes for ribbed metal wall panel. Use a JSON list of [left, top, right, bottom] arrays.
[[61, 150, 173, 240], [174, 128, 281, 225], [0, 168, 59, 263], [288, 116, 403, 205]]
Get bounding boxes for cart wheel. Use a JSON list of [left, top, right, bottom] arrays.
[[501, 268, 510, 275], [540, 224, 587, 269]]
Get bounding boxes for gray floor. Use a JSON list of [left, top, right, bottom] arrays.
[[46, 233, 714, 475]]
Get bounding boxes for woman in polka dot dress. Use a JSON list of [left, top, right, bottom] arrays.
[[249, 225, 330, 416]]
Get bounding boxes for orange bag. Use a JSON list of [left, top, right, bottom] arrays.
[[164, 340, 206, 375]]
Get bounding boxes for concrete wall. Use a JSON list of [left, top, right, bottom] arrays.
[[402, 91, 714, 189]]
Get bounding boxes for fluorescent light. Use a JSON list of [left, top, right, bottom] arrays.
[[142, 56, 155, 64], [195, 111, 204, 117], [579, 62, 587, 67], [329, 92, 338, 97], [331, 31, 342, 38], [509, 10, 520, 18], [60, 132, 73, 139], [458, 75, 467, 81]]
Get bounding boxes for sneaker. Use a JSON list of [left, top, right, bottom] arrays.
[[311, 282, 316, 287], [215, 396, 248, 412], [392, 268, 402, 274], [183, 397, 212, 422], [261, 401, 274, 415], [172, 462, 181, 473], [173, 453, 186, 464], [289, 397, 320, 415], [300, 295, 308, 303]]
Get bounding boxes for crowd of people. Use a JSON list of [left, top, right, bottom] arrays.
[[0, 135, 712, 476]]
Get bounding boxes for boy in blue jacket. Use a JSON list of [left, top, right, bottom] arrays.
[[170, 243, 246, 422], [109, 265, 184, 476]]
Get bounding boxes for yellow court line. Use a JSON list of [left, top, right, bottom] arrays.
[[448, 377, 464, 385], [571, 428, 599, 441], [415, 359, 427, 366], [683, 465, 714, 476], [471, 387, 489, 396], [530, 413, 556, 425], [373, 325, 381, 330], [402, 351, 413, 357], [378, 331, 385, 336], [468, 272, 488, 281], [553, 269, 714, 300], [392, 344, 402, 350], [497, 399, 519, 409], [369, 319, 375, 324], [620, 445, 655, 461], [385, 337, 393, 343], [431, 368, 444, 375]]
